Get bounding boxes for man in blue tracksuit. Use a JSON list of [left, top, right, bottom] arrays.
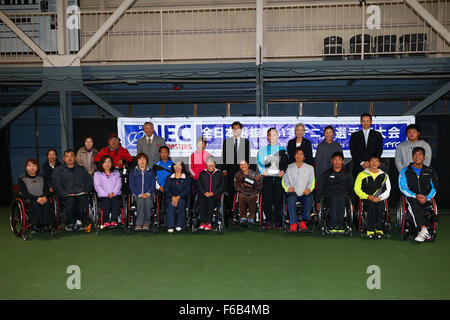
[[399, 147, 438, 242]]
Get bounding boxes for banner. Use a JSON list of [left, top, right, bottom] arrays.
[[117, 116, 415, 159]]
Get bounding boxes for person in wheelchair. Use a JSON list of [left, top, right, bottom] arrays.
[[282, 147, 315, 232], [94, 155, 122, 228], [354, 155, 391, 239], [154, 146, 173, 222], [164, 160, 191, 233], [53, 150, 93, 232], [234, 159, 262, 225], [129, 153, 156, 231], [315, 151, 354, 233], [399, 147, 438, 243], [17, 159, 53, 232], [198, 157, 224, 231]]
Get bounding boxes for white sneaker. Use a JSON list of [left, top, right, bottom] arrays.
[[76, 220, 82, 226], [176, 227, 182, 232], [415, 228, 431, 242], [168, 229, 174, 233]]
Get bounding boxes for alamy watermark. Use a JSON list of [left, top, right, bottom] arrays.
[[366, 265, 381, 290], [66, 265, 81, 290]]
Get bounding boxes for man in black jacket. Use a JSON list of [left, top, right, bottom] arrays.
[[220, 121, 251, 214], [349, 113, 384, 179], [198, 157, 224, 231], [53, 149, 93, 232], [315, 152, 354, 231]]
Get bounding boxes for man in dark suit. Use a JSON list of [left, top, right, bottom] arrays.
[[220, 121, 251, 215], [349, 113, 384, 179]]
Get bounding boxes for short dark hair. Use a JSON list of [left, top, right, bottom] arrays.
[[295, 147, 305, 156], [360, 113, 372, 121], [231, 121, 243, 129], [369, 154, 381, 161], [323, 125, 334, 134], [97, 155, 116, 172], [136, 153, 149, 163], [159, 146, 170, 153], [406, 124, 421, 134], [25, 158, 39, 170], [331, 151, 344, 160], [267, 127, 278, 136], [144, 122, 154, 127], [412, 146, 425, 156], [47, 148, 58, 156], [63, 149, 75, 156]]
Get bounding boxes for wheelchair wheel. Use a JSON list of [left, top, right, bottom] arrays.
[[10, 198, 28, 239], [88, 195, 99, 233]]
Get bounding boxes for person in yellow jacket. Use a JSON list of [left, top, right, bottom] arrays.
[[354, 155, 391, 239]]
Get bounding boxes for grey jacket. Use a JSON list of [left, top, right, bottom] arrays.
[[314, 140, 343, 179], [136, 134, 167, 169], [395, 139, 431, 172], [282, 162, 315, 197]]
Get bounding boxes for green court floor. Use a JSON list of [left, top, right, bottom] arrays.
[[1, 207, 449, 300]]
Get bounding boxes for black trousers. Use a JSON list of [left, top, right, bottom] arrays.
[[325, 195, 346, 227], [405, 197, 428, 228], [199, 195, 218, 224], [64, 194, 89, 225], [30, 200, 52, 226], [262, 177, 283, 225], [99, 197, 121, 223], [363, 200, 385, 231]]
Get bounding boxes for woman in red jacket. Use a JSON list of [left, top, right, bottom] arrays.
[[94, 133, 132, 168]]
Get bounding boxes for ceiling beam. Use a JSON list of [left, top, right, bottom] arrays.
[[404, 81, 450, 115]]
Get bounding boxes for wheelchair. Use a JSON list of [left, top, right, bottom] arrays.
[[283, 193, 319, 233], [52, 192, 98, 233], [92, 194, 128, 235], [317, 195, 354, 236], [396, 195, 438, 242], [190, 193, 225, 234], [356, 198, 391, 239], [10, 189, 58, 241], [231, 191, 261, 228]]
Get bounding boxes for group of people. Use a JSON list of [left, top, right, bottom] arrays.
[[16, 114, 438, 242]]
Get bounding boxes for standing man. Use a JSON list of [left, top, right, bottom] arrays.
[[395, 124, 432, 173], [349, 113, 383, 179], [220, 121, 251, 214], [136, 122, 167, 169]]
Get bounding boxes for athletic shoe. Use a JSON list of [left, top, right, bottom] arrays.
[[375, 229, 384, 239], [299, 221, 308, 231], [239, 218, 247, 224], [415, 228, 431, 242], [366, 231, 375, 239], [168, 229, 174, 233], [199, 224, 206, 230], [204, 223, 212, 231], [176, 227, 182, 232], [65, 224, 74, 232], [263, 221, 270, 230], [248, 219, 255, 225], [110, 221, 118, 227], [143, 224, 150, 231], [290, 223, 298, 232], [103, 222, 110, 228], [135, 225, 143, 231], [273, 223, 281, 230]]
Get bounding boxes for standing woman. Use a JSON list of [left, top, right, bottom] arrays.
[[76, 137, 98, 176], [257, 128, 288, 229], [287, 123, 313, 165], [93, 155, 122, 228], [40, 149, 61, 194], [314, 125, 343, 180], [164, 160, 191, 233]]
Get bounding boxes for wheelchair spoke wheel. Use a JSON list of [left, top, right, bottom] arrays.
[[10, 199, 26, 238]]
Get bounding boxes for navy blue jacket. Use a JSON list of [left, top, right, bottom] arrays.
[[129, 166, 156, 196], [163, 174, 191, 199]]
